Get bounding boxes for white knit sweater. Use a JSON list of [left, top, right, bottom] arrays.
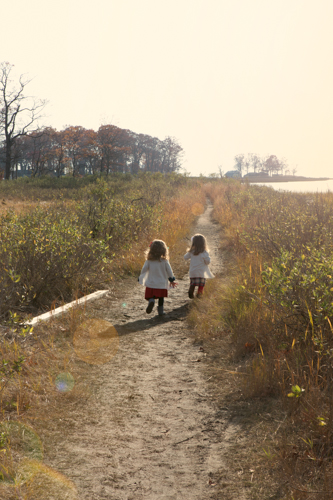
[[139, 259, 174, 289], [184, 251, 214, 278]]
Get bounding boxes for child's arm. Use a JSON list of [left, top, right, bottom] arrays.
[[140, 260, 149, 274], [184, 252, 191, 261], [166, 261, 178, 287], [203, 252, 211, 265], [138, 260, 149, 285]]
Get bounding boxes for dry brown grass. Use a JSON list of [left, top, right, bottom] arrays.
[[0, 200, 38, 215], [187, 278, 230, 341], [119, 185, 206, 277], [188, 280, 287, 499], [187, 180, 333, 498], [0, 299, 100, 498]]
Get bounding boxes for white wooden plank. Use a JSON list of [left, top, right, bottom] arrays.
[[25, 290, 109, 326]]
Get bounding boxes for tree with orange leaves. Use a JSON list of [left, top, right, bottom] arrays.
[[97, 125, 130, 174]]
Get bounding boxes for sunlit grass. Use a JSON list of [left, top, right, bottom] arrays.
[[192, 179, 333, 497]]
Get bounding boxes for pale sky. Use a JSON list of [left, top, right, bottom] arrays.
[[2, 0, 333, 177]]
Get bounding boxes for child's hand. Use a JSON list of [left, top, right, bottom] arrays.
[[170, 281, 178, 288]]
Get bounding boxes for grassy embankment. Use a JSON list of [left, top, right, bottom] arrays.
[[190, 179, 333, 499], [0, 173, 206, 498]]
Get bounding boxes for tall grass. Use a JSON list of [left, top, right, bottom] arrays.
[[192, 180, 333, 498], [0, 308, 88, 499]]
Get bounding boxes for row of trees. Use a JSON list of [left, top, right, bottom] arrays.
[[7, 125, 183, 178], [0, 62, 183, 179], [234, 153, 297, 177]]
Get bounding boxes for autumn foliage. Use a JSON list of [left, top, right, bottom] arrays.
[[2, 125, 183, 179]]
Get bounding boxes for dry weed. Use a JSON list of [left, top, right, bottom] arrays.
[[0, 305, 93, 499]]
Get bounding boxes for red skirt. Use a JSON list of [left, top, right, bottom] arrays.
[[145, 287, 168, 300]]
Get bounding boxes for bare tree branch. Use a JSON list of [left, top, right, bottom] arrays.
[[0, 61, 48, 179]]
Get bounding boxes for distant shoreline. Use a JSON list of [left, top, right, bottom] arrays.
[[243, 176, 332, 183]]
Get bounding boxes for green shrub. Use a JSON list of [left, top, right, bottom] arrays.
[[262, 248, 333, 328], [0, 206, 109, 319], [76, 178, 161, 246]]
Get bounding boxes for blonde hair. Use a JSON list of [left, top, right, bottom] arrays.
[[188, 234, 208, 255], [146, 239, 169, 261]]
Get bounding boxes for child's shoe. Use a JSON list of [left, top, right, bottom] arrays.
[[188, 285, 195, 299], [157, 305, 165, 316], [146, 299, 155, 314]]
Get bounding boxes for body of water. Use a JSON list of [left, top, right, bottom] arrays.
[[251, 179, 333, 193]]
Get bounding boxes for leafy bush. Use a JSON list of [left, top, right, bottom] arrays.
[[77, 178, 162, 246], [0, 206, 109, 319], [262, 248, 333, 327]]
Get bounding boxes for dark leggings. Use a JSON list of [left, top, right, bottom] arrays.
[[148, 297, 164, 306]]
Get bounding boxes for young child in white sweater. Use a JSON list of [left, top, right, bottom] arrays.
[[139, 240, 177, 316], [184, 234, 214, 298]]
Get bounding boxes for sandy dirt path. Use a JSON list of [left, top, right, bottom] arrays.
[[42, 203, 248, 500]]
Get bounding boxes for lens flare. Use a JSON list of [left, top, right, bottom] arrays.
[[73, 318, 119, 365], [55, 372, 75, 393], [191, 202, 205, 216], [122, 302, 127, 308]]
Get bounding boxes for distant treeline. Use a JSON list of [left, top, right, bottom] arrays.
[[234, 153, 297, 177], [0, 125, 183, 179]]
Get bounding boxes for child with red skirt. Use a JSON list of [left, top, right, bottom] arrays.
[[139, 240, 177, 316]]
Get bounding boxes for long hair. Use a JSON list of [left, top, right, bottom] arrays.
[[146, 239, 169, 261], [188, 234, 208, 255]]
